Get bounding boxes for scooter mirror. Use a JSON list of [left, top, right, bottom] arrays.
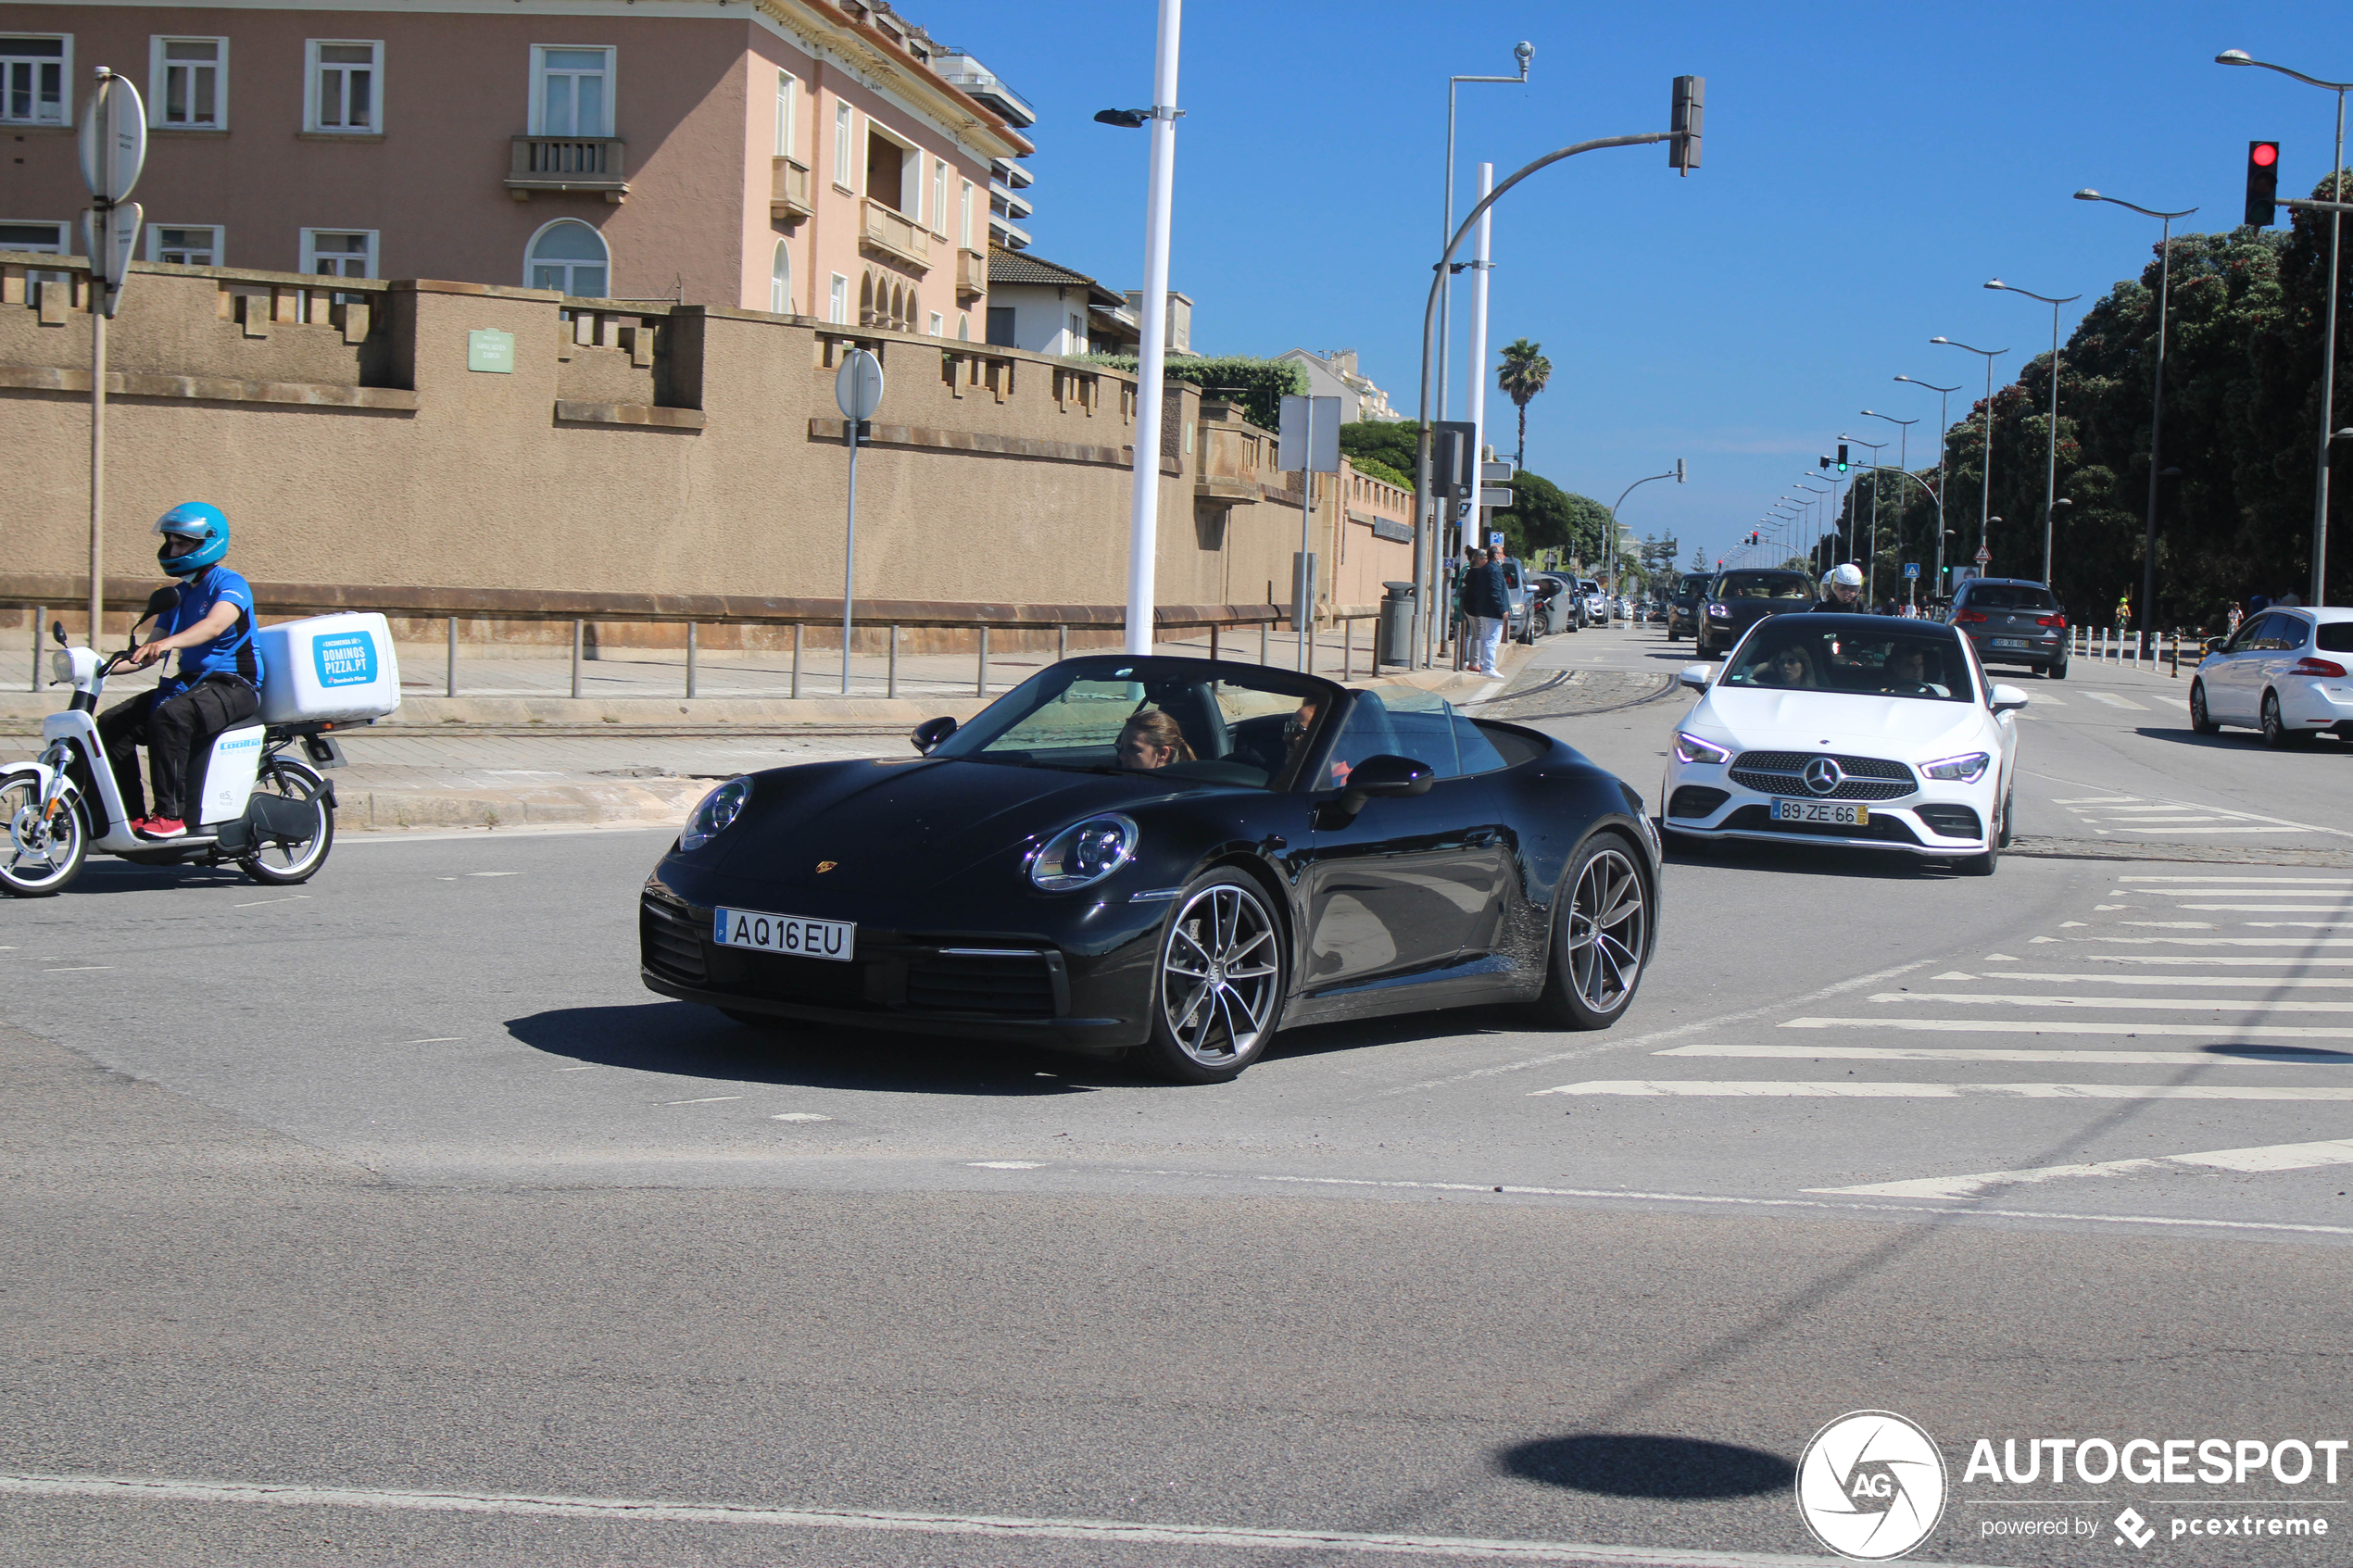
[[51, 620, 66, 646]]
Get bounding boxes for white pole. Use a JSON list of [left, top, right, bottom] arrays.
[[1466, 161, 1493, 581], [1298, 396, 1314, 671], [841, 419, 858, 695], [1123, 0, 1182, 657]]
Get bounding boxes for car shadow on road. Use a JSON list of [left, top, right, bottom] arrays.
[[1497, 1433, 1794, 1499], [1665, 838, 1969, 881], [2132, 725, 2345, 751], [504, 1002, 1120, 1095]]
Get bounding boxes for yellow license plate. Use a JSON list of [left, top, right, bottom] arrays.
[[1771, 799, 1869, 826]]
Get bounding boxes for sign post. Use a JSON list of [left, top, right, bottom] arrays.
[[834, 348, 884, 695], [77, 66, 145, 646], [1277, 394, 1340, 670]]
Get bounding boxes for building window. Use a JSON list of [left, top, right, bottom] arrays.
[[827, 272, 847, 324], [958, 180, 974, 251], [931, 158, 947, 237], [301, 228, 376, 278], [832, 99, 852, 189], [151, 37, 225, 130], [306, 40, 381, 132], [149, 223, 221, 265], [531, 45, 611, 138], [928, 311, 942, 336], [0, 35, 69, 125], [774, 69, 796, 158], [769, 240, 790, 314], [985, 307, 1014, 348], [525, 219, 607, 296], [957, 313, 969, 341]]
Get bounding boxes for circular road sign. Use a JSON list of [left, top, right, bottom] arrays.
[[78, 69, 147, 205], [834, 348, 883, 423]]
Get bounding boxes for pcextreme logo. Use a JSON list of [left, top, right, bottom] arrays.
[[1796, 1411, 1949, 1561]]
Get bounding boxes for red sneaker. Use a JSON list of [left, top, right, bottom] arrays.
[[137, 817, 187, 840]]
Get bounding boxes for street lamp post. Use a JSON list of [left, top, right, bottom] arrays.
[[1610, 462, 1685, 611], [1795, 478, 1832, 574], [1894, 376, 1959, 598], [1840, 434, 1887, 601], [1859, 408, 1919, 583], [2219, 48, 2349, 606], [1983, 280, 2082, 588], [1437, 43, 1533, 423], [2077, 190, 2196, 653], [1931, 338, 2008, 577]]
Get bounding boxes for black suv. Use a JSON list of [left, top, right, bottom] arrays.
[[1950, 577, 2069, 678], [1666, 575, 1704, 641], [1695, 568, 1816, 658]]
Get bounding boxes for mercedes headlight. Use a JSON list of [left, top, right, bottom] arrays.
[[1674, 731, 1731, 765], [1921, 752, 1991, 784], [679, 777, 751, 852], [1029, 813, 1139, 891]]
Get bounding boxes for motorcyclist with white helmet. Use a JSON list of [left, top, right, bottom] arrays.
[[1810, 563, 1867, 612], [95, 503, 266, 840]]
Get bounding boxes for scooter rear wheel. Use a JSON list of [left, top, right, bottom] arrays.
[[238, 759, 334, 885], [1, 767, 88, 897]]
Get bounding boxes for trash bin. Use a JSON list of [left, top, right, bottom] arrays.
[[1378, 581, 1416, 667]]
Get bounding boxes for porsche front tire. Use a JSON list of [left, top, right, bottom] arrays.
[[1139, 870, 1286, 1085]]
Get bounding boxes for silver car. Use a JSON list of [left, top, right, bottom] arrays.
[[1949, 577, 2069, 679]]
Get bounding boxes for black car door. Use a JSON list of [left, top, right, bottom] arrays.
[[1294, 696, 1504, 991]]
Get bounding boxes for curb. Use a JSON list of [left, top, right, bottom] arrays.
[[346, 777, 709, 832]]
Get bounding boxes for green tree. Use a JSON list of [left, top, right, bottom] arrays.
[[1487, 470, 1614, 563], [1338, 419, 1421, 478], [1640, 533, 1681, 575], [1495, 338, 1553, 471], [1077, 353, 1307, 432]]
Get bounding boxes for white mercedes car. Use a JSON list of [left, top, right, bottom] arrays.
[[1657, 613, 2029, 874]]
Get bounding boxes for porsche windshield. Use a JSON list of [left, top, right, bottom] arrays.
[[929, 659, 1332, 789], [1722, 621, 1975, 702]]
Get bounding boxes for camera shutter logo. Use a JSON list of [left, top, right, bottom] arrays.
[[1795, 1411, 1947, 1561]]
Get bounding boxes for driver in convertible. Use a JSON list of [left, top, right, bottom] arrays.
[[97, 503, 265, 841], [1116, 711, 1194, 771]]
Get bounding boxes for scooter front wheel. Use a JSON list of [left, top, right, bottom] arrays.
[[238, 759, 334, 886], [1, 767, 89, 897]]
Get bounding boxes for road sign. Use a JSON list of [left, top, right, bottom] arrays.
[[1479, 486, 1514, 510], [1277, 395, 1340, 474], [1974, 546, 1992, 566], [1480, 459, 1516, 483], [78, 70, 146, 205], [834, 348, 883, 422], [1487, 531, 1504, 548], [1904, 562, 1919, 580], [77, 200, 140, 296]]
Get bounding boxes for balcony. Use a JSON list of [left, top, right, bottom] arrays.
[[955, 246, 986, 302], [770, 156, 812, 220], [506, 136, 629, 203], [858, 197, 930, 273]]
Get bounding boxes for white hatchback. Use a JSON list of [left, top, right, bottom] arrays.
[[1658, 614, 2028, 875], [2189, 606, 2353, 746]]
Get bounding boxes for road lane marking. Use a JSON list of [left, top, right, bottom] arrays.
[[2055, 796, 2143, 803], [663, 1096, 742, 1106], [2021, 770, 2353, 839], [1784, 1016, 2353, 1038], [0, 1471, 1910, 1567], [42, 966, 113, 972], [2087, 935, 2353, 946], [1877, 991, 2353, 1013], [405, 1037, 465, 1044], [2047, 955, 2353, 966], [1978, 972, 2353, 988], [1532, 1081, 2353, 1100], [969, 1160, 1047, 1170], [1809, 1138, 2353, 1199], [2168, 903, 2353, 910], [467, 872, 521, 877], [1656, 1043, 2352, 1066], [233, 895, 311, 909], [2122, 875, 2353, 884], [771, 1113, 832, 1123], [2082, 692, 2149, 709]]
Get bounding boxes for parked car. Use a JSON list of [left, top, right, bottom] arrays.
[[1948, 577, 2069, 679], [2189, 606, 2353, 746], [1695, 568, 1817, 659], [1578, 580, 1608, 622], [640, 655, 1662, 1082]]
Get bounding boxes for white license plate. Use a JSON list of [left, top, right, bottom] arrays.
[[1991, 637, 2031, 648], [1771, 799, 1869, 826], [714, 907, 855, 962]]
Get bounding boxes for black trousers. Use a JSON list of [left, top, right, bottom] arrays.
[[98, 678, 260, 822]]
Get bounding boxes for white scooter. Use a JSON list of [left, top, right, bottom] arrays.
[[2, 608, 342, 896]]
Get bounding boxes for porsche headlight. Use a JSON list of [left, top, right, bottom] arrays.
[[1029, 813, 1139, 891], [679, 777, 751, 852], [1706, 603, 1729, 618], [1674, 731, 1731, 765], [1921, 751, 1991, 784]]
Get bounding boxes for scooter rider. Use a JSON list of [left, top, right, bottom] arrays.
[[1810, 562, 1867, 611], [96, 503, 266, 841]]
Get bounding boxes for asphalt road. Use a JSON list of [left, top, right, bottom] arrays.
[[6, 623, 2353, 1566]]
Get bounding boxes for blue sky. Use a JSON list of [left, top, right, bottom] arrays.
[[913, 1, 2349, 569]]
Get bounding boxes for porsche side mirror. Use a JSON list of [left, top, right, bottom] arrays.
[[1339, 754, 1433, 816], [910, 715, 958, 754], [1990, 683, 2031, 715], [1678, 663, 1713, 691]]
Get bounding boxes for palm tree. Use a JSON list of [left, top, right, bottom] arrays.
[[1495, 337, 1553, 471]]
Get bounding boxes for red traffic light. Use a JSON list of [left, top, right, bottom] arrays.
[[2251, 142, 2278, 167]]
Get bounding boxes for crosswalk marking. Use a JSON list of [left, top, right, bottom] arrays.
[[2086, 935, 2353, 946], [1534, 1080, 2353, 1100], [2082, 691, 2151, 709], [1783, 1016, 2353, 1039], [1806, 1138, 2353, 1199], [1977, 971, 2353, 989], [2121, 876, 2353, 884], [1657, 1043, 2352, 1066], [1878, 990, 2353, 1013], [2050, 954, 2353, 966]]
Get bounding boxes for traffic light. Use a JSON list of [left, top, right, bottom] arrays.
[[1669, 75, 1704, 174], [1836, 444, 1850, 473], [2246, 140, 2280, 228], [1819, 455, 1832, 470]]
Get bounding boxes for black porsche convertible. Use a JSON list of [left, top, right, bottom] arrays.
[[639, 655, 1659, 1083]]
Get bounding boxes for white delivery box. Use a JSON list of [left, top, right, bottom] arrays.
[[256, 612, 402, 724]]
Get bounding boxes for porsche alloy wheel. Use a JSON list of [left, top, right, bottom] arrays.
[[1143, 872, 1284, 1084], [1536, 834, 1648, 1030]]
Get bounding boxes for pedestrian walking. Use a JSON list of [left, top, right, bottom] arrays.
[[2226, 601, 2244, 637], [1462, 546, 1510, 675]]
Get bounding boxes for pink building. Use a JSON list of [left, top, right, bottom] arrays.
[[0, 0, 1030, 325]]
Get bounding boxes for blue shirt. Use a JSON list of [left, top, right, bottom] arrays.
[[157, 566, 262, 697]]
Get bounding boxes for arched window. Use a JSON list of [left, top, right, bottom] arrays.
[[769, 240, 790, 314], [858, 271, 875, 326], [526, 220, 609, 297], [957, 313, 969, 341], [889, 282, 906, 330]]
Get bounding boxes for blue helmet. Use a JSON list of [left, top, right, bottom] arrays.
[[155, 502, 230, 577]]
